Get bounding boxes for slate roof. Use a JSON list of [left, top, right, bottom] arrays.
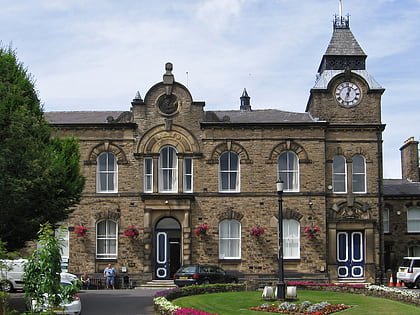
[[324, 27, 366, 56], [45, 109, 318, 125], [45, 111, 124, 124], [204, 109, 317, 123], [384, 179, 420, 196]]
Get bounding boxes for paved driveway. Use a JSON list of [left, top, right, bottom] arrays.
[[9, 288, 164, 315]]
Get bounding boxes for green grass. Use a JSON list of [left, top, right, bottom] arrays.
[[173, 290, 420, 314]]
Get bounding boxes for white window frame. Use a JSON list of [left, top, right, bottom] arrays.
[[407, 207, 420, 233], [383, 208, 390, 233], [278, 151, 299, 192], [352, 155, 366, 193], [96, 152, 118, 193], [159, 146, 178, 193], [283, 219, 300, 259], [408, 246, 420, 256], [96, 220, 118, 259], [183, 157, 193, 193], [333, 155, 347, 193], [219, 220, 241, 259], [144, 157, 153, 193], [219, 152, 240, 193]]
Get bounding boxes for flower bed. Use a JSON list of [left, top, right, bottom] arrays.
[[250, 301, 352, 314]]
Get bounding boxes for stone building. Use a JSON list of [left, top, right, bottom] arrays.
[[384, 137, 420, 275], [46, 14, 387, 284]]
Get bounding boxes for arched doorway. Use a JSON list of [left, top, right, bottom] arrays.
[[155, 217, 182, 279]]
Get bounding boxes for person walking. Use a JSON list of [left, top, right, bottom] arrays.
[[103, 264, 117, 289]]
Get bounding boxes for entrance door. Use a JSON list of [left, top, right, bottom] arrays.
[[337, 231, 364, 278], [155, 217, 181, 279]]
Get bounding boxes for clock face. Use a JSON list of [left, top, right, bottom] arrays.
[[158, 94, 178, 115], [335, 82, 361, 107]]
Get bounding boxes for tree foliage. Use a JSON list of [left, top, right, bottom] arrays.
[[24, 223, 80, 313], [0, 44, 85, 251]]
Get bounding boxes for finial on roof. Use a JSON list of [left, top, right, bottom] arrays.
[[334, 0, 349, 29], [131, 90, 144, 106], [163, 62, 175, 95], [240, 88, 251, 112]]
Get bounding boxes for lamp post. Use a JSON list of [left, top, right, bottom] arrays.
[[276, 179, 285, 300]]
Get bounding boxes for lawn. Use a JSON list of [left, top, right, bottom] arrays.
[[173, 290, 420, 314]]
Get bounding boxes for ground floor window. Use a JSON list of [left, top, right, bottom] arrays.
[[96, 220, 118, 259]]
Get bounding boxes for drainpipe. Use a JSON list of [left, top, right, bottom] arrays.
[[376, 128, 384, 285]]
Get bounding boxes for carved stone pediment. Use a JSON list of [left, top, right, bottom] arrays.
[[330, 200, 371, 220]]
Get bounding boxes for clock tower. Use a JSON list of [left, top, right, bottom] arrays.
[[306, 14, 384, 124]]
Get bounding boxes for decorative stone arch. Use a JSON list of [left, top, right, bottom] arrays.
[[207, 141, 252, 164], [330, 200, 371, 220], [85, 141, 128, 165], [267, 140, 310, 164], [136, 124, 200, 154]]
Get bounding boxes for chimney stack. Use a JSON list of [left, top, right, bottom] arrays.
[[400, 137, 420, 182]]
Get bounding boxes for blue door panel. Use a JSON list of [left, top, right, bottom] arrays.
[[337, 231, 364, 278]]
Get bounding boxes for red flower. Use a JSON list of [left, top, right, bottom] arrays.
[[250, 226, 265, 237], [123, 225, 140, 238], [74, 226, 87, 237], [194, 224, 210, 236]]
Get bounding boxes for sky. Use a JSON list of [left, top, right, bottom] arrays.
[[1, 0, 419, 179]]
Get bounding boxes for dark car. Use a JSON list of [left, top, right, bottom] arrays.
[[173, 264, 238, 287]]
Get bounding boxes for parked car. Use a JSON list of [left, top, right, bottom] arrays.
[[1, 259, 78, 292], [173, 264, 238, 287], [30, 280, 82, 315], [396, 257, 420, 288]]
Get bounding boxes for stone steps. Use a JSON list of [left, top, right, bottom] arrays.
[[135, 280, 177, 289]]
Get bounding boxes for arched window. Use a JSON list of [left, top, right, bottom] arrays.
[[283, 219, 300, 259], [278, 151, 299, 192], [159, 146, 178, 193], [333, 155, 347, 193], [219, 152, 240, 192], [407, 207, 420, 233], [96, 220, 118, 259], [219, 220, 241, 259], [352, 155, 366, 193], [97, 152, 117, 193]]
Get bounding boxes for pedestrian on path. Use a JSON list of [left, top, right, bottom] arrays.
[[104, 264, 117, 289]]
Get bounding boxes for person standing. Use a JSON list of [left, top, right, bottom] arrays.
[[103, 264, 117, 289]]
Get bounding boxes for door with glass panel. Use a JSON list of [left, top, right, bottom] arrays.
[[337, 231, 364, 278], [155, 218, 181, 279]]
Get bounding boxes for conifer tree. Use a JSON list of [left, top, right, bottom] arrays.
[[0, 44, 85, 251]]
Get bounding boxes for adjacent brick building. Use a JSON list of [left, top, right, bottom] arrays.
[[45, 15, 400, 285]]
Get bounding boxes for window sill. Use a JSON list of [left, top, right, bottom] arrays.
[[218, 259, 241, 263]]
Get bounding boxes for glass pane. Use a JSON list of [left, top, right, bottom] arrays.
[[168, 148, 175, 167], [98, 154, 107, 170], [184, 158, 192, 174], [97, 239, 105, 254], [107, 174, 114, 190], [145, 159, 152, 174], [353, 174, 365, 192], [229, 240, 240, 257], [219, 221, 229, 238], [333, 174, 346, 192], [353, 155, 364, 173], [230, 221, 240, 237], [278, 153, 287, 170], [161, 147, 168, 167], [107, 221, 116, 236], [221, 173, 229, 190], [333, 156, 345, 172], [107, 153, 115, 170], [229, 172, 237, 190], [99, 174, 107, 191], [229, 153, 238, 170], [220, 153, 228, 171]]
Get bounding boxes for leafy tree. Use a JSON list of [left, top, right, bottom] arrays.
[[24, 223, 80, 314], [0, 44, 85, 251]]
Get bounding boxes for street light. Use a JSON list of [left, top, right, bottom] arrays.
[[276, 179, 285, 300]]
